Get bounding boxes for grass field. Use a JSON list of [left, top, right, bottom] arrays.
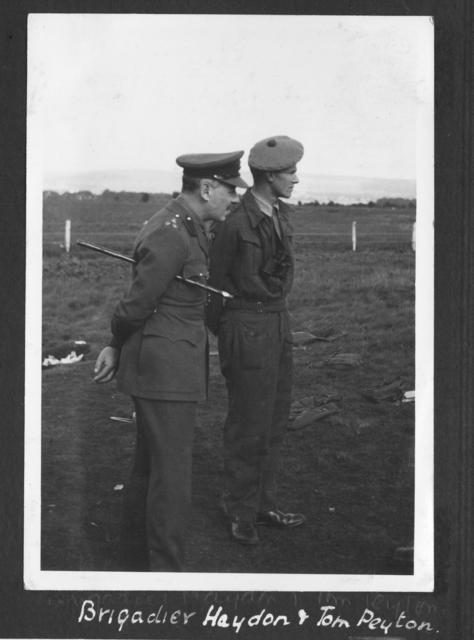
[[43, 193, 415, 251], [40, 196, 416, 574]]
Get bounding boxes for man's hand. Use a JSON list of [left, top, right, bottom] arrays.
[[94, 346, 119, 383]]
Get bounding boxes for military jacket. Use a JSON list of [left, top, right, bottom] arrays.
[[111, 195, 209, 401], [207, 190, 294, 333]]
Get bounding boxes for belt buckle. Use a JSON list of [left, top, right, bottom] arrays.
[[256, 301, 264, 313]]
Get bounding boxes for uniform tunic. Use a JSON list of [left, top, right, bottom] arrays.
[[112, 196, 209, 401], [207, 190, 295, 521], [110, 195, 209, 571]]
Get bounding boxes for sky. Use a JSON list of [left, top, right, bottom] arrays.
[[28, 14, 433, 183]]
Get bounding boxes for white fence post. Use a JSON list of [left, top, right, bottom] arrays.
[[65, 219, 71, 253], [352, 221, 357, 251], [412, 222, 416, 251]]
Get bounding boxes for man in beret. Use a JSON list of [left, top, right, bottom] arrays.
[[207, 136, 306, 545], [94, 151, 247, 571]]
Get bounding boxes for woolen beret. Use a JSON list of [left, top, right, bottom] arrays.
[[248, 135, 304, 171]]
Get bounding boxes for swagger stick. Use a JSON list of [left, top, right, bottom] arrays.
[[76, 240, 233, 299]]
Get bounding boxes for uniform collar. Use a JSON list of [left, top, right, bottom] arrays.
[[170, 194, 209, 256], [250, 189, 278, 217], [171, 195, 206, 231], [243, 190, 290, 229]]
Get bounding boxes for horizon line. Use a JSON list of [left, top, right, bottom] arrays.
[[44, 168, 416, 184]]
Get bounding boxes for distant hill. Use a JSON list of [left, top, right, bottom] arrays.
[[44, 169, 415, 205], [296, 173, 415, 205], [44, 169, 181, 199]]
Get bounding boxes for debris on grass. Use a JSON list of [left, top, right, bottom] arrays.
[[325, 352, 361, 367], [60, 351, 84, 364], [288, 403, 340, 431], [291, 330, 347, 346], [291, 331, 319, 346], [42, 351, 84, 368], [42, 355, 61, 368], [289, 392, 342, 430], [42, 339, 90, 368], [402, 390, 415, 403], [110, 415, 134, 424], [113, 484, 124, 491], [292, 390, 341, 410], [42, 339, 90, 360], [319, 332, 346, 342], [362, 377, 405, 403]]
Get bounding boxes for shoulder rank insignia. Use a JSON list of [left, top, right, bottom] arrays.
[[163, 211, 198, 237], [164, 212, 184, 230]]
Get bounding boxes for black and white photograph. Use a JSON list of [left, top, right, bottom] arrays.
[[1, 1, 473, 637], [24, 13, 435, 593]]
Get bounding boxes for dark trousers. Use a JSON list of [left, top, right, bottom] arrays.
[[218, 309, 292, 521], [119, 397, 196, 571]]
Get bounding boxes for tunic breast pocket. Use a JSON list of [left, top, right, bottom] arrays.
[[239, 233, 263, 275]]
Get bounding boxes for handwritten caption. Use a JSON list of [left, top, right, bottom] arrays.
[[77, 598, 438, 635]]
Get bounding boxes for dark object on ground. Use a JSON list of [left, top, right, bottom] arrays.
[[363, 377, 405, 403], [288, 402, 340, 430], [42, 340, 90, 360]]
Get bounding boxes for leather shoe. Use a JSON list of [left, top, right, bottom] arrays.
[[256, 509, 306, 528], [231, 519, 260, 545]]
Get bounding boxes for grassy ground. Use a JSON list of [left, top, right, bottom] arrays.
[[40, 201, 415, 574]]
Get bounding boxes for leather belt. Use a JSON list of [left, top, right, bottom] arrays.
[[225, 298, 287, 313]]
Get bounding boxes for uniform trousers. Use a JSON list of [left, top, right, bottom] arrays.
[[218, 309, 292, 521], [119, 397, 196, 571]]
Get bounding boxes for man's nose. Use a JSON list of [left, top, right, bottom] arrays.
[[292, 174, 299, 184]]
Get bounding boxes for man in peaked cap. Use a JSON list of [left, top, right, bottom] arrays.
[[207, 136, 306, 546], [94, 150, 247, 571]]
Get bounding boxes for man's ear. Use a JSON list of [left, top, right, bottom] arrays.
[[266, 171, 275, 183], [200, 179, 211, 201]]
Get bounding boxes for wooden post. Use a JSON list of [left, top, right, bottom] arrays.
[[65, 219, 71, 253], [412, 222, 416, 251], [352, 221, 357, 251]]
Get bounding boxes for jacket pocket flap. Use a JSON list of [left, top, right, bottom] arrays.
[[142, 314, 202, 344], [239, 230, 261, 247]]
